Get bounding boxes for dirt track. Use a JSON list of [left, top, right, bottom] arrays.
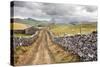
[[15, 29, 80, 66]]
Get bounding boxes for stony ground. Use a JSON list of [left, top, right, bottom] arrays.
[[53, 31, 97, 62]]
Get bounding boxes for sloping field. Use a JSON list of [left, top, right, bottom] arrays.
[[11, 22, 30, 30]]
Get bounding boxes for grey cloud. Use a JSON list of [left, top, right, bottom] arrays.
[[12, 1, 79, 18], [11, 1, 97, 22], [12, 1, 45, 18], [13, 1, 27, 7], [41, 3, 77, 17], [83, 6, 97, 12]]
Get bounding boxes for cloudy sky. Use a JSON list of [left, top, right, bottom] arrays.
[[11, 1, 98, 23]]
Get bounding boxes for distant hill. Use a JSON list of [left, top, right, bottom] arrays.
[[11, 18, 49, 27], [11, 18, 97, 28]]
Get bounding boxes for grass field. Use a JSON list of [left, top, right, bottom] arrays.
[[11, 22, 30, 30], [50, 23, 97, 36], [14, 46, 32, 64]]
